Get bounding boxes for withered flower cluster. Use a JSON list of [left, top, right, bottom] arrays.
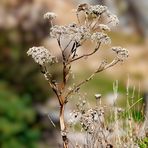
[[69, 99, 105, 134], [112, 46, 129, 61], [28, 3, 127, 66], [27, 46, 56, 65], [69, 98, 140, 148]]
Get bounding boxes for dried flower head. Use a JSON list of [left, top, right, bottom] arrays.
[[72, 25, 91, 42], [27, 46, 55, 65], [107, 13, 119, 26], [88, 5, 107, 17], [112, 46, 129, 61], [43, 12, 57, 20], [50, 25, 65, 38], [80, 108, 105, 134], [91, 32, 111, 44], [99, 24, 111, 31], [51, 24, 91, 43], [77, 4, 107, 18]]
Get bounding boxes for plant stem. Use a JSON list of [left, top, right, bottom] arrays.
[[59, 103, 69, 148]]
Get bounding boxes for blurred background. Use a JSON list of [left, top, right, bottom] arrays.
[[0, 0, 148, 147]]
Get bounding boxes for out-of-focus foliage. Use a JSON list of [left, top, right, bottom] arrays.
[[138, 137, 148, 148], [0, 1, 52, 147], [0, 82, 40, 148]]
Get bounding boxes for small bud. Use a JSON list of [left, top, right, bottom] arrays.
[[117, 107, 124, 113], [95, 94, 101, 99], [43, 12, 57, 20]]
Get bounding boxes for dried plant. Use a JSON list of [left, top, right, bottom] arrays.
[[68, 82, 145, 148], [27, 3, 128, 148]]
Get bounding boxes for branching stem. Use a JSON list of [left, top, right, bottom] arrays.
[[65, 58, 120, 101], [69, 42, 101, 64]]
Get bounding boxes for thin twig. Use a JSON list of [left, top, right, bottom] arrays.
[[65, 58, 120, 100], [103, 58, 119, 70], [63, 37, 75, 52], [65, 72, 95, 101], [57, 35, 63, 51], [76, 13, 81, 24], [90, 16, 100, 30], [69, 42, 101, 63], [47, 113, 56, 127], [40, 65, 63, 105]]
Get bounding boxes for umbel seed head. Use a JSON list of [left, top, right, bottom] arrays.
[[112, 46, 129, 61], [27, 46, 55, 66]]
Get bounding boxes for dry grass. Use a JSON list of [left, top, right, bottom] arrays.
[[68, 81, 147, 148]]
